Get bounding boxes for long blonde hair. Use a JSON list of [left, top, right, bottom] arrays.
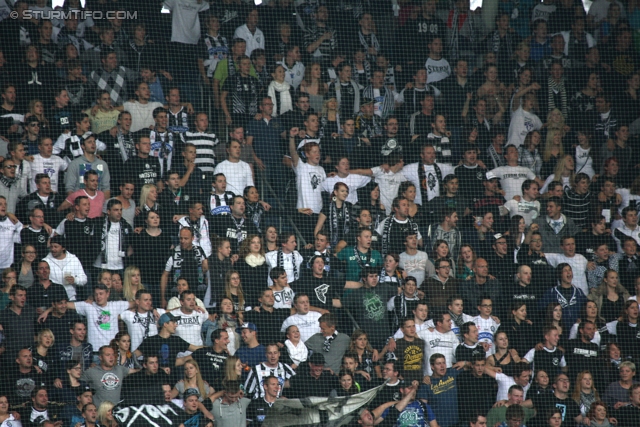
[[551, 154, 575, 187], [571, 370, 600, 403], [123, 265, 145, 302], [543, 129, 565, 162], [97, 401, 115, 426], [223, 355, 241, 382], [302, 62, 327, 96], [546, 108, 566, 133], [183, 359, 207, 398], [139, 184, 157, 209]]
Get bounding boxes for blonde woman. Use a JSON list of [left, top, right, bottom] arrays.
[[30, 329, 55, 379], [209, 356, 244, 401], [172, 359, 213, 401], [236, 234, 268, 292], [135, 184, 159, 229], [97, 401, 117, 427], [319, 95, 340, 138], [541, 154, 575, 194], [267, 65, 293, 117], [541, 129, 565, 178], [122, 265, 145, 302], [27, 99, 49, 135]]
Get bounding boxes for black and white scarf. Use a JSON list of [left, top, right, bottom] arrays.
[[227, 55, 237, 78], [351, 60, 372, 87], [230, 74, 259, 116], [0, 174, 15, 189], [547, 77, 568, 119], [100, 220, 126, 265], [418, 161, 442, 205], [323, 331, 339, 352], [134, 310, 153, 339], [277, 248, 299, 281], [380, 215, 417, 259], [210, 191, 235, 215], [185, 216, 201, 240], [486, 145, 506, 169], [168, 107, 190, 140], [117, 129, 136, 162], [354, 245, 372, 270], [449, 310, 465, 328], [362, 85, 395, 119], [328, 199, 351, 247], [358, 31, 380, 63], [170, 245, 205, 286]]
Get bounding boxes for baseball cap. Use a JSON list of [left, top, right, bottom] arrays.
[[236, 323, 257, 333], [183, 388, 200, 399], [51, 292, 69, 304], [76, 383, 94, 396], [484, 171, 499, 181], [361, 97, 374, 106], [158, 313, 181, 328], [49, 235, 65, 246]]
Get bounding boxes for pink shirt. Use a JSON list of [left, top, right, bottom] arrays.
[[66, 189, 105, 218]]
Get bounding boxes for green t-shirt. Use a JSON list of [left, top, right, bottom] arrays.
[[213, 59, 259, 87], [337, 246, 383, 281], [486, 404, 535, 427]]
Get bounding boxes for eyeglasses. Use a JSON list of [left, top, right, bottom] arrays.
[[530, 239, 542, 243], [3, 165, 17, 169], [29, 123, 40, 127]]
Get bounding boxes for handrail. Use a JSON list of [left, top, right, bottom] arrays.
[[255, 167, 308, 247]]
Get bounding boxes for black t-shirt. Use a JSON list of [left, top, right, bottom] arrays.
[[546, 395, 581, 424], [136, 334, 190, 367], [221, 75, 259, 115], [298, 276, 341, 309], [574, 231, 617, 259], [244, 309, 290, 346], [3, 369, 47, 405], [615, 404, 640, 427], [125, 156, 162, 201], [212, 215, 260, 254], [370, 380, 402, 409], [246, 398, 273, 427], [565, 339, 599, 382], [455, 343, 487, 363], [191, 348, 228, 385]]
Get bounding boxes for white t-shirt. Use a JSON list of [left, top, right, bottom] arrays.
[[281, 311, 322, 342], [418, 328, 459, 375], [540, 175, 572, 194], [120, 309, 165, 352], [508, 106, 542, 148], [495, 372, 531, 401], [501, 199, 541, 226], [75, 301, 130, 349], [124, 101, 164, 133], [234, 24, 265, 57], [321, 173, 371, 205], [545, 253, 590, 295], [171, 308, 208, 347], [272, 286, 295, 309], [588, 0, 626, 23], [164, 0, 210, 45], [403, 162, 455, 205], [278, 61, 305, 89], [531, 3, 557, 22], [425, 57, 451, 84], [293, 161, 326, 213], [399, 251, 432, 287], [265, 250, 304, 285], [178, 216, 212, 257], [575, 145, 595, 178], [213, 160, 254, 196], [30, 154, 68, 193], [490, 166, 536, 201], [473, 315, 501, 356], [0, 218, 22, 269], [371, 167, 408, 215]]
